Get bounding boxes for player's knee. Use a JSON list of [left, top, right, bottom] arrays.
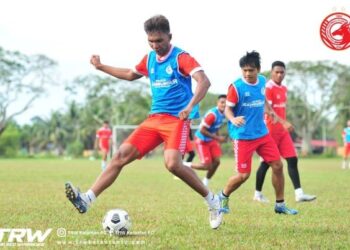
[[163, 154, 180, 173], [110, 150, 134, 170], [165, 160, 180, 173], [270, 160, 283, 174], [109, 153, 126, 170]]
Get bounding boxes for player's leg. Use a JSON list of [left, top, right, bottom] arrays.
[[65, 143, 140, 213], [202, 140, 222, 186], [186, 150, 195, 162], [65, 117, 161, 213], [184, 139, 212, 171], [254, 161, 270, 202], [100, 149, 108, 171], [161, 117, 222, 229], [219, 139, 253, 214], [257, 134, 297, 215], [279, 132, 316, 202], [185, 138, 196, 162]]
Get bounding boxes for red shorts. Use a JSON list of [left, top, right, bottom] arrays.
[[233, 134, 280, 173], [123, 114, 190, 159], [345, 143, 350, 156], [99, 144, 110, 153], [195, 137, 222, 164], [270, 131, 297, 158], [99, 140, 109, 152]]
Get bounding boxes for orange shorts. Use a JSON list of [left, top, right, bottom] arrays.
[[123, 114, 190, 159]]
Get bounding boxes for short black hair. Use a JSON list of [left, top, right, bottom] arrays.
[[103, 120, 109, 124], [218, 94, 227, 99], [144, 15, 170, 34], [271, 61, 286, 69], [239, 51, 261, 69]]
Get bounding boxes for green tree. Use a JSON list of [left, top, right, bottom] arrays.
[[0, 123, 20, 157], [0, 47, 57, 136], [286, 61, 342, 155]]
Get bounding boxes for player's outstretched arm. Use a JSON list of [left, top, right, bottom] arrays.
[[90, 55, 142, 81]]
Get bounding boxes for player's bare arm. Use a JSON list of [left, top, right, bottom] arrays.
[[199, 126, 226, 143], [264, 99, 294, 132], [90, 55, 142, 81], [224, 105, 245, 127], [179, 70, 210, 120]]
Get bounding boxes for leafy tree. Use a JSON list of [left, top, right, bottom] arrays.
[[286, 61, 341, 155], [331, 63, 350, 142], [0, 123, 20, 157], [0, 47, 57, 136]]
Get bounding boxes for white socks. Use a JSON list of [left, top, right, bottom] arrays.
[[202, 177, 209, 186], [101, 161, 107, 171], [183, 161, 192, 168], [254, 190, 262, 197], [342, 160, 348, 169], [204, 191, 216, 207], [295, 188, 304, 197], [85, 190, 96, 205]]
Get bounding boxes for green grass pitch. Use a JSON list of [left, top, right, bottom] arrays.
[[0, 157, 349, 249]]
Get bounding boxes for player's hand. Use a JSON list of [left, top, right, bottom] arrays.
[[216, 135, 227, 143], [282, 120, 294, 132], [270, 112, 279, 124], [178, 107, 192, 120], [90, 55, 102, 69], [231, 116, 245, 127]]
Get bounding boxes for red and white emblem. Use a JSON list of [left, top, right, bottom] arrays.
[[320, 12, 350, 50]]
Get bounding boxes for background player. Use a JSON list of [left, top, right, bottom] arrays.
[[184, 95, 227, 187], [95, 120, 112, 171], [253, 61, 316, 203], [65, 15, 223, 229], [342, 120, 350, 169], [218, 51, 298, 215]]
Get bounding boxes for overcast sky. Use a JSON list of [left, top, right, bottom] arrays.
[[1, 0, 350, 124]]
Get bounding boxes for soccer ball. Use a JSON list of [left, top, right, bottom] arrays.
[[102, 209, 132, 236]]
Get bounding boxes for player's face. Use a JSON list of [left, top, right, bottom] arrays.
[[241, 65, 259, 83], [147, 31, 172, 57], [217, 97, 226, 113], [271, 66, 285, 85], [347, 120, 350, 127]]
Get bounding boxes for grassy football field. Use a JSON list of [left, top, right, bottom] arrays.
[[0, 157, 349, 249]]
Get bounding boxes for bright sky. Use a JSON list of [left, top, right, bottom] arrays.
[[1, 0, 350, 124]]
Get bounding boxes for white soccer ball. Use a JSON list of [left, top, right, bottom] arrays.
[[102, 208, 132, 236]]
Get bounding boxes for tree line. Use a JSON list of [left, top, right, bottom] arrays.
[[0, 47, 349, 157]]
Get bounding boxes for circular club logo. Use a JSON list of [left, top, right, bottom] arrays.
[[320, 12, 350, 50]]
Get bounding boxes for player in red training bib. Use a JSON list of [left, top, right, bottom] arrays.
[[253, 61, 316, 203], [95, 120, 112, 171], [65, 15, 223, 229]]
